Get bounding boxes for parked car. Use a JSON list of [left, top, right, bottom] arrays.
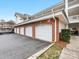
[[74, 30, 79, 36]]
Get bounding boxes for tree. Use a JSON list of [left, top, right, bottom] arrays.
[[7, 20, 15, 24], [0, 19, 5, 23]]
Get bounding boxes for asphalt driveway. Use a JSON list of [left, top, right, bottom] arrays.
[[0, 34, 50, 59]]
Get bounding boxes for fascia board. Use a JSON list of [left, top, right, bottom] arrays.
[[15, 11, 63, 26]]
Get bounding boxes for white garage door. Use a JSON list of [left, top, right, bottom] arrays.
[[17, 28, 19, 34], [35, 24, 52, 42], [25, 26, 32, 37], [20, 27, 24, 35], [14, 28, 16, 33], [59, 21, 66, 33]]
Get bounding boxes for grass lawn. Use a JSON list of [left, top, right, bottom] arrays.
[[37, 44, 63, 59]]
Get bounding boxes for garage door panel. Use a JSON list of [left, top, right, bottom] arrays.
[[36, 24, 52, 42], [20, 27, 24, 35], [25, 26, 32, 37], [17, 28, 19, 34], [14, 28, 16, 33]]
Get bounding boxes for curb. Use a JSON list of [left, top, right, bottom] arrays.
[[27, 43, 55, 59]]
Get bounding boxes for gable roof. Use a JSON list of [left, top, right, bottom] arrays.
[[15, 0, 79, 26], [15, 12, 31, 20]]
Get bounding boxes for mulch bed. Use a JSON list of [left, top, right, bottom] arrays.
[[37, 40, 68, 59], [55, 40, 68, 49]]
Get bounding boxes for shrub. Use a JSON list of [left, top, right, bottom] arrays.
[[61, 29, 71, 43]]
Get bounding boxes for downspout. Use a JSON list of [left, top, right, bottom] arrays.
[[52, 9, 57, 42], [64, 0, 69, 29], [54, 18, 57, 42]]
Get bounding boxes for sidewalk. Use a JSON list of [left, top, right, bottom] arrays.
[[59, 36, 79, 59]]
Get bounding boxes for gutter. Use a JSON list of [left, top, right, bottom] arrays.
[[15, 10, 63, 27]]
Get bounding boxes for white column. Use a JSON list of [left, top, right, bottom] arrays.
[[65, 0, 69, 29], [65, 0, 68, 17]]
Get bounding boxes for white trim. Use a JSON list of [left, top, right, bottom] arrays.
[[27, 43, 54, 59], [68, 4, 79, 9], [16, 11, 63, 26]]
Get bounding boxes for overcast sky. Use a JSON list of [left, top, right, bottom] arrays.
[[0, 0, 62, 21]]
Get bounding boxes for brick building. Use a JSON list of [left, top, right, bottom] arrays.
[[14, 0, 79, 42]]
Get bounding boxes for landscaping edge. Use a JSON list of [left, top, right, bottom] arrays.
[[27, 43, 55, 59]]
